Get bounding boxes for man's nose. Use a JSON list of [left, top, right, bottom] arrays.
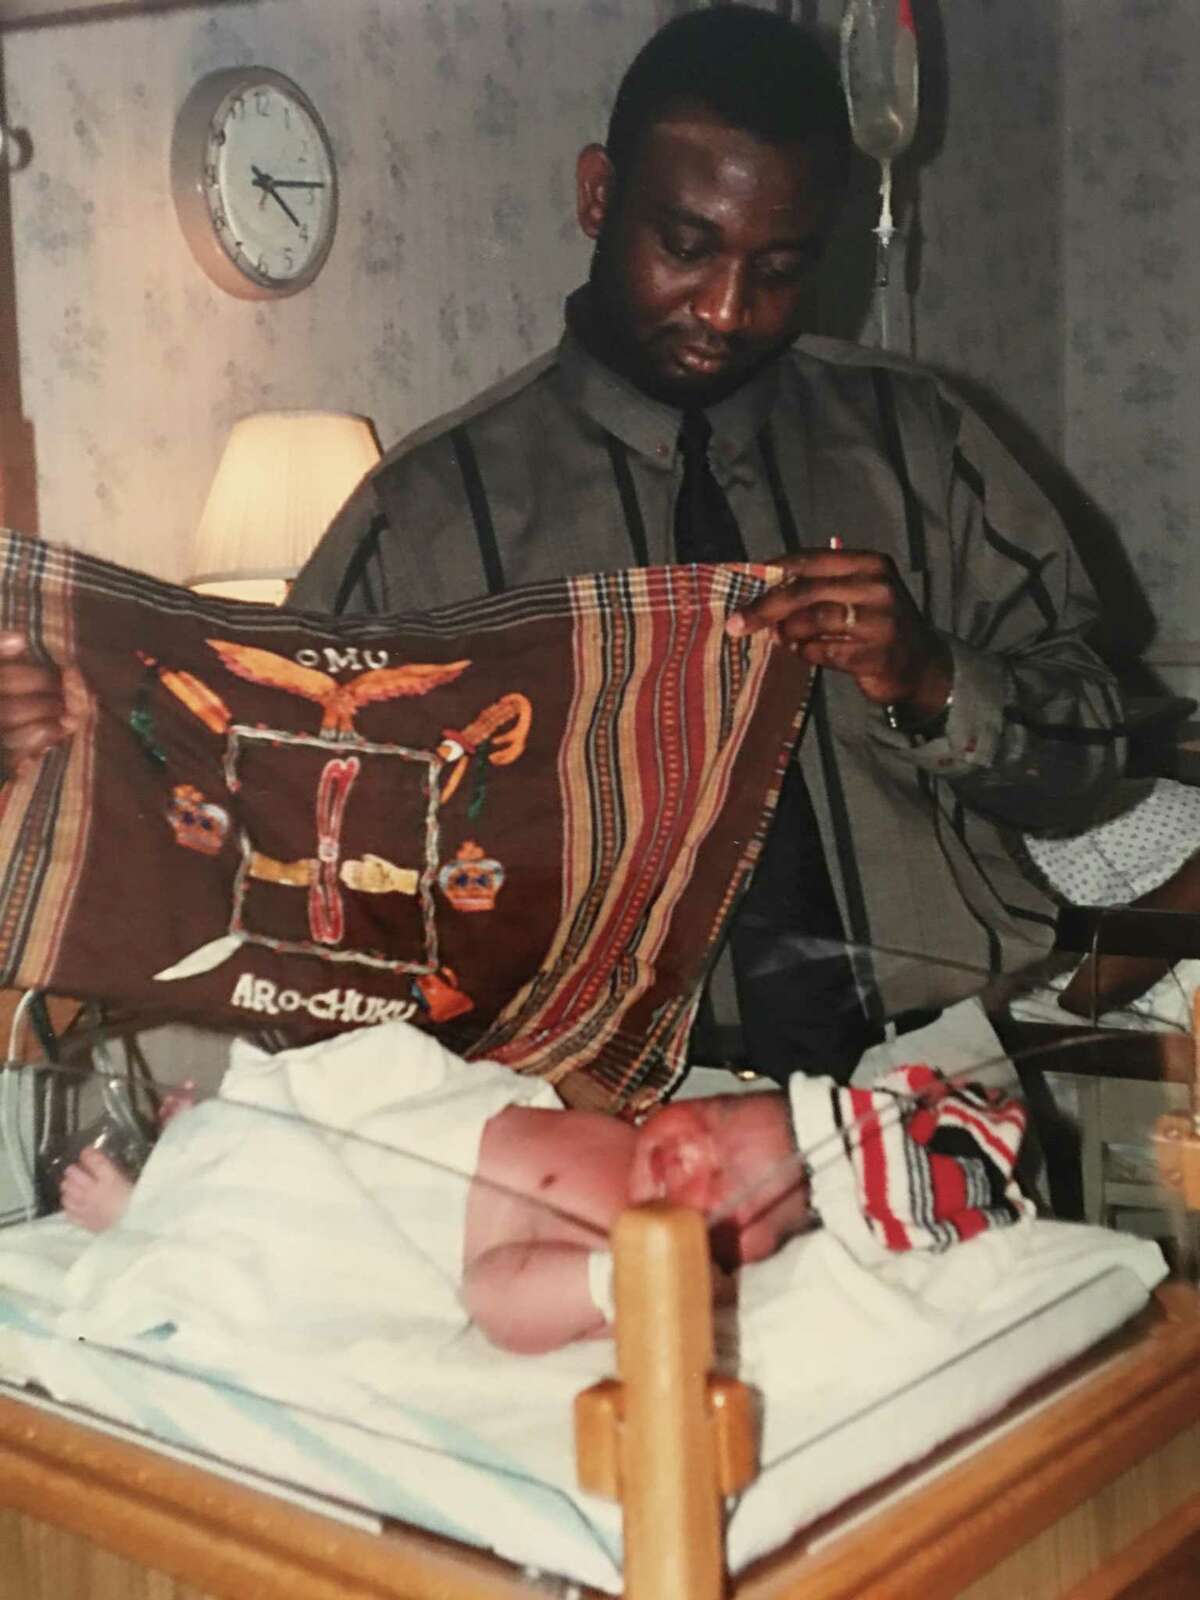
[[692, 261, 749, 335]]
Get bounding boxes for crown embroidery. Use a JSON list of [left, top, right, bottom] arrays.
[[437, 840, 505, 913], [167, 784, 230, 856]]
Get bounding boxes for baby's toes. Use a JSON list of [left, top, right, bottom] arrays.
[[77, 1145, 119, 1181]]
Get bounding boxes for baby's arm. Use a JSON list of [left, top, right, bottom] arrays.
[[461, 1239, 609, 1355], [1059, 851, 1200, 1015], [462, 1105, 634, 1355]]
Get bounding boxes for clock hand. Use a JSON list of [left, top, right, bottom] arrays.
[[250, 165, 303, 229], [250, 164, 277, 212], [266, 186, 303, 228], [270, 179, 328, 191]]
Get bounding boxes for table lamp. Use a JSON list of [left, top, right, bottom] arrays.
[[187, 410, 381, 603]]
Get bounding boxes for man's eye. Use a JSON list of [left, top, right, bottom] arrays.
[[662, 232, 709, 262], [755, 246, 821, 285], [755, 256, 813, 285]]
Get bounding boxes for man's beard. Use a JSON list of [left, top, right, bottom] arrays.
[[581, 232, 757, 410]]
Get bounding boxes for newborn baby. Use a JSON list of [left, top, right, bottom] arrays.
[[59, 1061, 807, 1354], [56, 1023, 1029, 1355]]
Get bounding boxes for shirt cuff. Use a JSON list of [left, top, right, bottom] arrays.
[[869, 636, 1007, 776]]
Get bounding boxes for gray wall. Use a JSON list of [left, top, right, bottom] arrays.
[[5, 0, 1199, 694], [901, 0, 1200, 695], [3, 0, 679, 575], [1060, 0, 1200, 694]]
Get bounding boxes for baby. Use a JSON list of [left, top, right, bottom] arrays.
[[59, 1074, 808, 1355], [55, 1024, 1029, 1356]]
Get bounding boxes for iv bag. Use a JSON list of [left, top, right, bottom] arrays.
[[839, 0, 919, 165]]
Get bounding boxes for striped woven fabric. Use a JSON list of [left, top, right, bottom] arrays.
[[0, 529, 811, 1110], [791, 1065, 1035, 1254]]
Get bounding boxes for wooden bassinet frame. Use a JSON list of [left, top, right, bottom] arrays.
[[0, 1220, 1197, 1600], [3, 989, 1200, 1598]]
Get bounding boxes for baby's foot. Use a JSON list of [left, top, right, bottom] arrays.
[[60, 1146, 133, 1233], [158, 1079, 197, 1129]]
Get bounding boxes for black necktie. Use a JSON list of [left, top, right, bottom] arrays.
[[672, 413, 869, 1082], [673, 411, 747, 564]]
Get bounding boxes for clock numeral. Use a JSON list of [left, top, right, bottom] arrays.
[[297, 139, 310, 164], [304, 187, 315, 208], [229, 95, 245, 120], [254, 90, 271, 117], [282, 247, 295, 273], [282, 104, 292, 130], [298, 223, 310, 244], [257, 253, 270, 276]]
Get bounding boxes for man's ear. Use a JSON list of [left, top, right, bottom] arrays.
[[576, 144, 615, 241]]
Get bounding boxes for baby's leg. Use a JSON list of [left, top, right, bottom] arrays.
[[60, 1146, 134, 1233]]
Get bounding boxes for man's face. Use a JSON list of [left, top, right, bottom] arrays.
[[578, 108, 841, 407]]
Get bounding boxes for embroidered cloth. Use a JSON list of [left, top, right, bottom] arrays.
[[0, 530, 810, 1110]]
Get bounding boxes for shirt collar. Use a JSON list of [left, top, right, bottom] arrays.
[[558, 286, 784, 473]]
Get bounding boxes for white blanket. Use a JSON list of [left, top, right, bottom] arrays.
[[57, 1024, 560, 1358], [0, 1023, 1169, 1592]]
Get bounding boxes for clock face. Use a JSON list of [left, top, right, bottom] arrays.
[[172, 69, 339, 300]]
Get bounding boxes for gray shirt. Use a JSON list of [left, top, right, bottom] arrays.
[[292, 295, 1122, 1029]]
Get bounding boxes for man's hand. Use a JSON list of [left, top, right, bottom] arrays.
[[0, 632, 85, 775], [727, 548, 953, 721]]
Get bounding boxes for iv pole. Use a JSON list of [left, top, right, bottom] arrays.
[[839, 0, 919, 353]]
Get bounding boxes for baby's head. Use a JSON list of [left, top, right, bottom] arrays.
[[627, 1093, 808, 1266]]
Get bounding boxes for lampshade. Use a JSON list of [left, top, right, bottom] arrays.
[[188, 410, 381, 603]]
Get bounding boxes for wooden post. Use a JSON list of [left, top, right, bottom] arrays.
[[0, 410, 36, 532], [0, 42, 37, 535], [1153, 990, 1200, 1211], [575, 1202, 758, 1600]]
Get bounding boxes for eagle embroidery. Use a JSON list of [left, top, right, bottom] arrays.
[[151, 639, 533, 984], [204, 640, 472, 737]]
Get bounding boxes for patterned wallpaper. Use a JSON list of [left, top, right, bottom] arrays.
[[4, 0, 1198, 695], [3, 0, 682, 577], [899, 0, 1064, 454], [865, 0, 1200, 695], [1061, 0, 1200, 695]]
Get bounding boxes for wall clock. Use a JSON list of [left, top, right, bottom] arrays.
[[171, 67, 339, 300]]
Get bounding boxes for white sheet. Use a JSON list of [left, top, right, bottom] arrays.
[[57, 1024, 560, 1355], [0, 1024, 1169, 1593]]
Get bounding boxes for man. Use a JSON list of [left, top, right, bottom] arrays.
[[289, 6, 1121, 1075], [0, 8, 1121, 1083]]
